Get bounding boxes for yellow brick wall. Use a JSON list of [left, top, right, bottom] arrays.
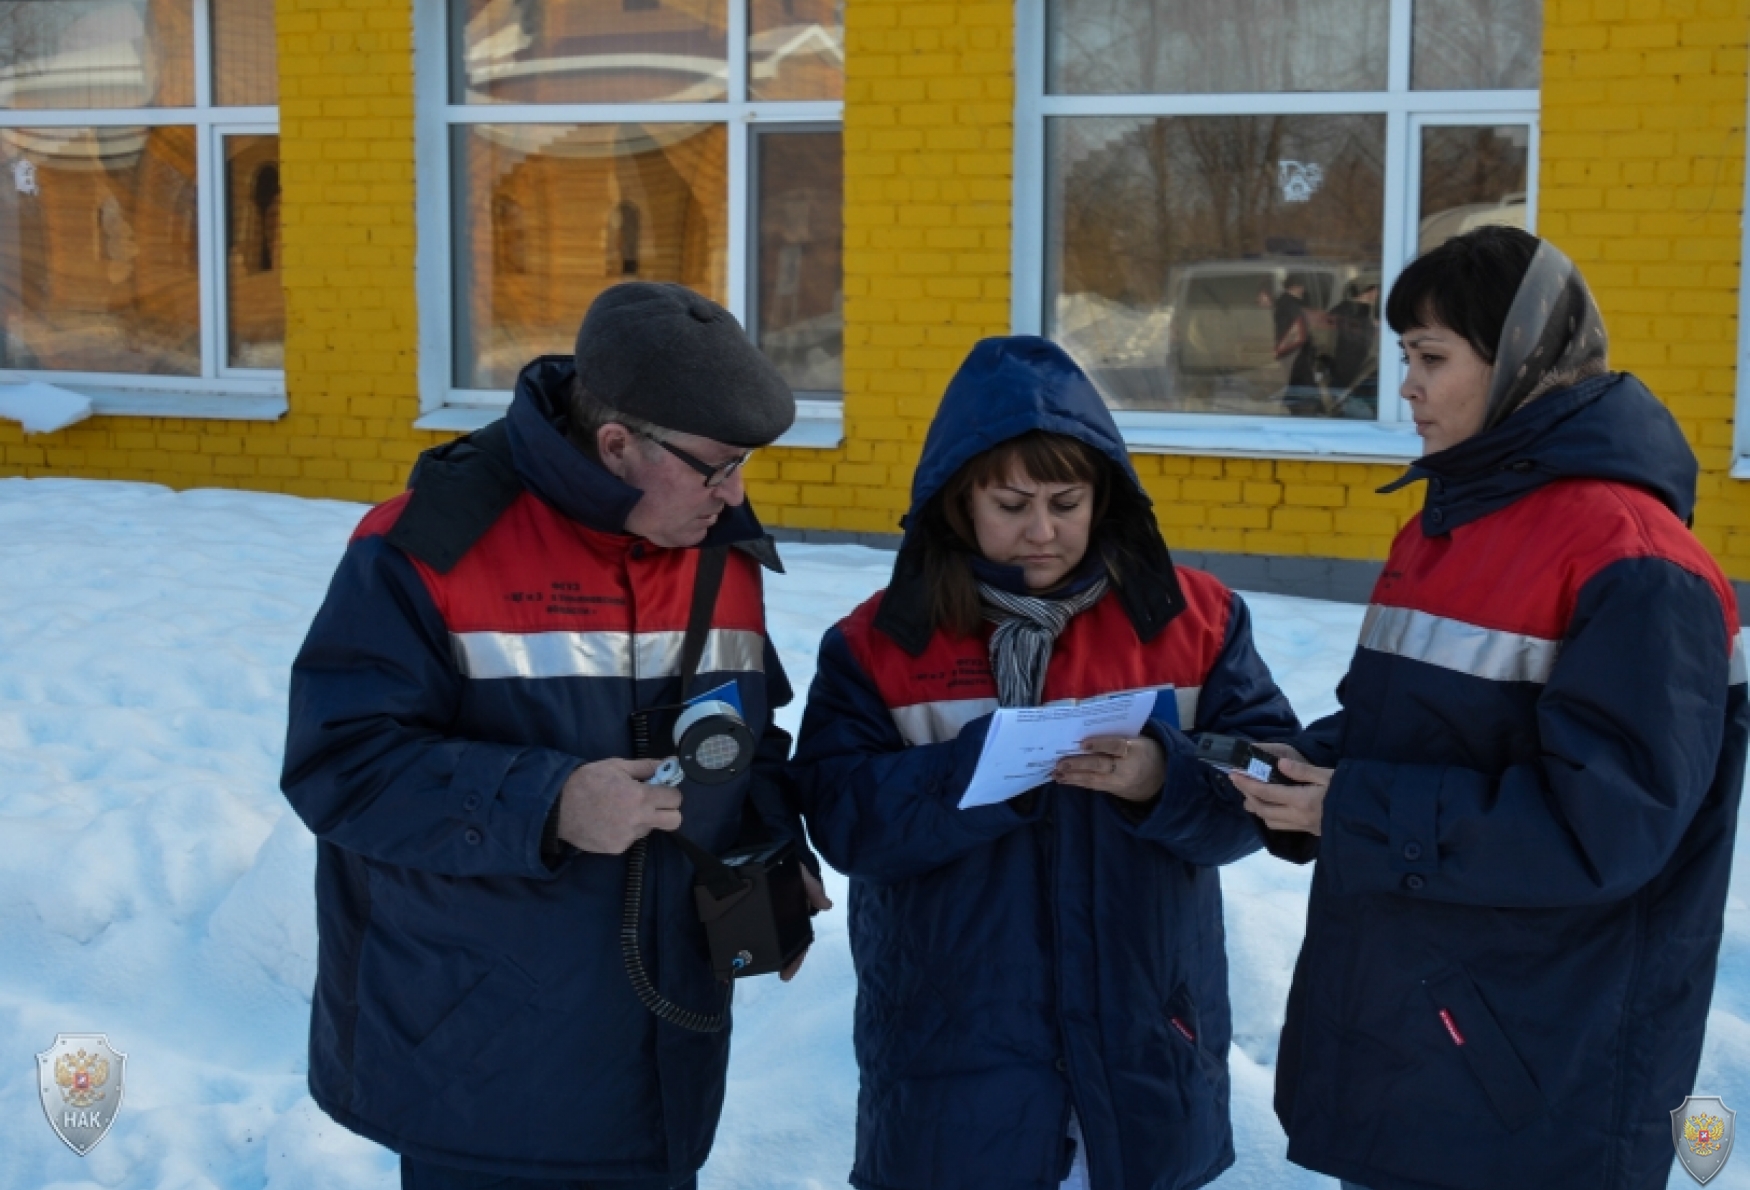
[[0, 0, 444, 503], [1542, 0, 1750, 575], [743, 0, 1018, 534], [0, 0, 1744, 581]]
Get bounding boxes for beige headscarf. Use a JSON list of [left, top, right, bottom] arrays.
[[1482, 240, 1610, 429]]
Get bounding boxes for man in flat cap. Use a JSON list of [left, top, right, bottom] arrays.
[[281, 282, 828, 1189]]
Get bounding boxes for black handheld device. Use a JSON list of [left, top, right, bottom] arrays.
[[1194, 734, 1297, 785]]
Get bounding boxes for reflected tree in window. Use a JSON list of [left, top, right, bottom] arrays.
[[1048, 0, 1388, 95], [1412, 0, 1541, 91], [1047, 114, 1383, 416]]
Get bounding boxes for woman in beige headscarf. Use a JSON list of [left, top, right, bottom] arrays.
[[1233, 226, 1746, 1190]]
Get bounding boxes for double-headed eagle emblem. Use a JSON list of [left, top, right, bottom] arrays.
[[54, 1048, 110, 1110], [1685, 1112, 1726, 1157]]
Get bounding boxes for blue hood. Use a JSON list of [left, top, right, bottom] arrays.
[[876, 336, 1185, 653], [904, 336, 1147, 523], [1384, 373, 1699, 535]]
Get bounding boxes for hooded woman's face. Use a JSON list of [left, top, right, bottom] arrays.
[[967, 468, 1094, 593], [1400, 324, 1494, 453]]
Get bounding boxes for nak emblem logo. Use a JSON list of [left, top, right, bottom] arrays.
[[1672, 1095, 1736, 1184], [37, 1034, 126, 1155]]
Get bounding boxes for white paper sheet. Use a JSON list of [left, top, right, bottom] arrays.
[[958, 689, 1157, 809]]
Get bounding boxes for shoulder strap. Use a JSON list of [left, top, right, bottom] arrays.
[[678, 545, 729, 698], [384, 420, 522, 574]]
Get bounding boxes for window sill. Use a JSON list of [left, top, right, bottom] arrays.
[[85, 387, 288, 421], [1114, 413, 1422, 464], [0, 376, 288, 424], [1729, 458, 1750, 481], [415, 398, 845, 449]]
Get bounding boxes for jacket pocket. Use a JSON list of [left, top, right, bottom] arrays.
[[1421, 967, 1544, 1132], [411, 956, 540, 1078]]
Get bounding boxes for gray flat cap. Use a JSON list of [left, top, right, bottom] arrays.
[[574, 282, 796, 448]]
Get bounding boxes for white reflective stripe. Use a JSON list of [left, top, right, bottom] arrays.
[[890, 697, 1000, 746], [632, 629, 766, 679], [452, 628, 765, 681], [1175, 686, 1202, 731], [1731, 637, 1747, 687], [1358, 604, 1559, 685], [453, 630, 630, 681]]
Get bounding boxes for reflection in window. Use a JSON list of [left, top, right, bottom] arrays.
[[749, 0, 843, 101], [1412, 0, 1540, 90], [224, 134, 281, 368], [754, 129, 841, 395], [0, 1, 193, 110], [214, 0, 278, 106], [610, 199, 640, 275], [452, 122, 727, 389], [1418, 125, 1528, 254], [450, 0, 728, 106], [0, 125, 199, 374], [1045, 114, 1384, 418], [1047, 0, 1388, 95]]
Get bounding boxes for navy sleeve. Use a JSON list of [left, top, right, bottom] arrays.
[[789, 626, 1041, 882], [742, 637, 821, 873], [281, 536, 582, 879], [1123, 591, 1304, 865], [1320, 558, 1735, 907], [1291, 703, 1347, 769]]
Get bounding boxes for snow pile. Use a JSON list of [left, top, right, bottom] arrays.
[[0, 380, 93, 434], [0, 478, 1745, 1190]]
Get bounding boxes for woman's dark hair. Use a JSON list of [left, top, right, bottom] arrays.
[[920, 431, 1112, 636], [1385, 225, 1540, 364]]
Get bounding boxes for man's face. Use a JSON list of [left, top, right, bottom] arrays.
[[598, 424, 749, 548]]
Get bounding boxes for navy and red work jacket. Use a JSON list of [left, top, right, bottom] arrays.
[[791, 336, 1300, 1190], [281, 358, 796, 1183], [1275, 373, 1749, 1190]]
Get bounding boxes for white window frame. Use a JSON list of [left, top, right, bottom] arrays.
[[414, 1, 844, 448], [1731, 78, 1750, 478], [1012, 0, 1539, 463], [0, 0, 284, 420]]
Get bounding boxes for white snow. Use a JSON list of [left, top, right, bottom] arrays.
[[0, 381, 93, 434], [0, 477, 1745, 1190]]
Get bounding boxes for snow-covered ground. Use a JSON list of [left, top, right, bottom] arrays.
[[1, 477, 1746, 1190]]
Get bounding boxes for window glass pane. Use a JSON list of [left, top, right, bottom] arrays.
[[1046, 114, 1384, 419], [1412, 0, 1541, 90], [1418, 124, 1528, 255], [753, 129, 840, 395], [224, 134, 280, 367], [1047, 0, 1388, 95], [214, 0, 276, 106], [452, 122, 727, 390], [749, 0, 843, 101], [0, 126, 199, 375], [0, 1, 193, 109], [451, 0, 727, 106]]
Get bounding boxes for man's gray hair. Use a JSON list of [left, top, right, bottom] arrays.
[[567, 376, 669, 458]]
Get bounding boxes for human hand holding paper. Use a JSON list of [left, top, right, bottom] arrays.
[[1053, 733, 1165, 803], [957, 691, 1156, 809]]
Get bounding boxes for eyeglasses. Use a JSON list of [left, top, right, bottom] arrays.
[[642, 434, 752, 489]]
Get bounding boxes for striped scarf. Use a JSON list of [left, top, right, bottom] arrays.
[[979, 576, 1110, 708]]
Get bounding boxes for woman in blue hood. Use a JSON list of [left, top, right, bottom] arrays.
[[791, 336, 1300, 1190], [1233, 227, 1748, 1190]]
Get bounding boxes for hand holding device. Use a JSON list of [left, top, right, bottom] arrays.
[[1195, 734, 1298, 785], [556, 757, 674, 855]]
